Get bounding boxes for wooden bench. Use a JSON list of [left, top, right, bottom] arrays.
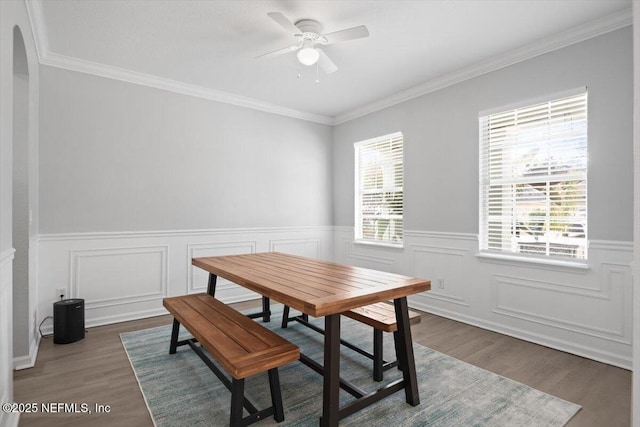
[[282, 301, 421, 381], [163, 293, 299, 426]]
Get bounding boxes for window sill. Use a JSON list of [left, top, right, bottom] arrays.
[[476, 251, 589, 271], [353, 240, 404, 250]]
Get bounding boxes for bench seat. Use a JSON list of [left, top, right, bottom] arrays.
[[163, 293, 299, 426], [282, 301, 421, 381], [344, 301, 421, 332]]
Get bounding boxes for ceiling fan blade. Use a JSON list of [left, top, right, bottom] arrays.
[[267, 12, 300, 35], [317, 49, 338, 74], [323, 25, 369, 44], [256, 44, 299, 59]]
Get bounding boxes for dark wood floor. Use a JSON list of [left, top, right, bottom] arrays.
[[14, 300, 631, 426]]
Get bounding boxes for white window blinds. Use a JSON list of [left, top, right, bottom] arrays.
[[479, 90, 588, 260], [354, 132, 404, 245]]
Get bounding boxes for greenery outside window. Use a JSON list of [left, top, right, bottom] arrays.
[[479, 89, 588, 261], [354, 132, 404, 246]]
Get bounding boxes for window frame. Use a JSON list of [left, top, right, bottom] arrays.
[[478, 88, 588, 266], [354, 131, 404, 248]]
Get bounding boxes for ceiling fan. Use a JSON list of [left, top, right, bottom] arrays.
[[257, 12, 369, 74]]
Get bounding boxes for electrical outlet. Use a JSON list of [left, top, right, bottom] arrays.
[[437, 278, 445, 289], [55, 288, 66, 300]]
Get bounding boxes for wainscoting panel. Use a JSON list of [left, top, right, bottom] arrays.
[[71, 246, 168, 305], [491, 273, 627, 343], [338, 236, 397, 269], [270, 237, 320, 258], [187, 241, 256, 297], [411, 244, 469, 306], [37, 227, 333, 332], [333, 228, 633, 369]]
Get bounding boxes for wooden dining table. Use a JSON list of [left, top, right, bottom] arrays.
[[192, 252, 431, 426]]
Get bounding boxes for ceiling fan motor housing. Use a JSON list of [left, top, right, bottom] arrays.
[[294, 19, 322, 35], [260, 12, 368, 74]]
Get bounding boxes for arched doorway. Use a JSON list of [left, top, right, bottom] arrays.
[[12, 25, 31, 365]]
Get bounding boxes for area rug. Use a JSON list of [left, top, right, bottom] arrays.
[[120, 306, 580, 426]]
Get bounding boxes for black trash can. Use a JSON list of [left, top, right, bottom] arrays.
[[53, 298, 85, 344]]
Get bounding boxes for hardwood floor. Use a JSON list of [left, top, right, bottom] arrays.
[[14, 301, 630, 426]]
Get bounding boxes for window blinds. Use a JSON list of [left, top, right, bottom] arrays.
[[479, 91, 588, 260], [354, 132, 404, 245]]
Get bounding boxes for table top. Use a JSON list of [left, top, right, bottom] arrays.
[[192, 252, 431, 317]]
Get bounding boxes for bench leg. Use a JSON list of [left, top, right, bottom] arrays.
[[281, 306, 290, 328], [268, 368, 285, 422], [282, 305, 309, 329], [230, 378, 245, 427], [169, 318, 180, 355], [373, 329, 384, 382]]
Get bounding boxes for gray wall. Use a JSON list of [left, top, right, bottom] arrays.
[[39, 66, 333, 233], [39, 28, 633, 240], [333, 27, 633, 242]]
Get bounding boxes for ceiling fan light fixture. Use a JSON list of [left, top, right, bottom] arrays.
[[297, 47, 320, 66]]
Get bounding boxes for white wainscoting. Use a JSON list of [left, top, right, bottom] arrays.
[[1, 248, 20, 427], [12, 236, 41, 370], [37, 227, 333, 334], [36, 226, 632, 368], [334, 227, 633, 369]]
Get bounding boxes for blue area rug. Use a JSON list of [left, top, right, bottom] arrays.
[[120, 307, 580, 426]]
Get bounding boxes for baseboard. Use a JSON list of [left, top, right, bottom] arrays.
[[410, 299, 632, 370], [38, 291, 265, 336], [85, 307, 171, 329], [39, 307, 170, 337], [13, 333, 41, 370]]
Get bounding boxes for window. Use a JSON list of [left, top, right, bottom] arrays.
[[354, 132, 403, 246], [479, 89, 588, 261]]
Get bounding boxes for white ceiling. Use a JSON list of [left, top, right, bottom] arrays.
[[30, 0, 631, 123]]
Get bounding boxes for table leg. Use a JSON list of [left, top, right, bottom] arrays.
[[394, 297, 420, 406], [320, 314, 341, 427]]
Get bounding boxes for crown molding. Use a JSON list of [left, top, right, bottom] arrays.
[[25, 1, 631, 127], [39, 52, 334, 125], [333, 8, 632, 125], [25, 0, 47, 62], [24, 1, 333, 125]]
